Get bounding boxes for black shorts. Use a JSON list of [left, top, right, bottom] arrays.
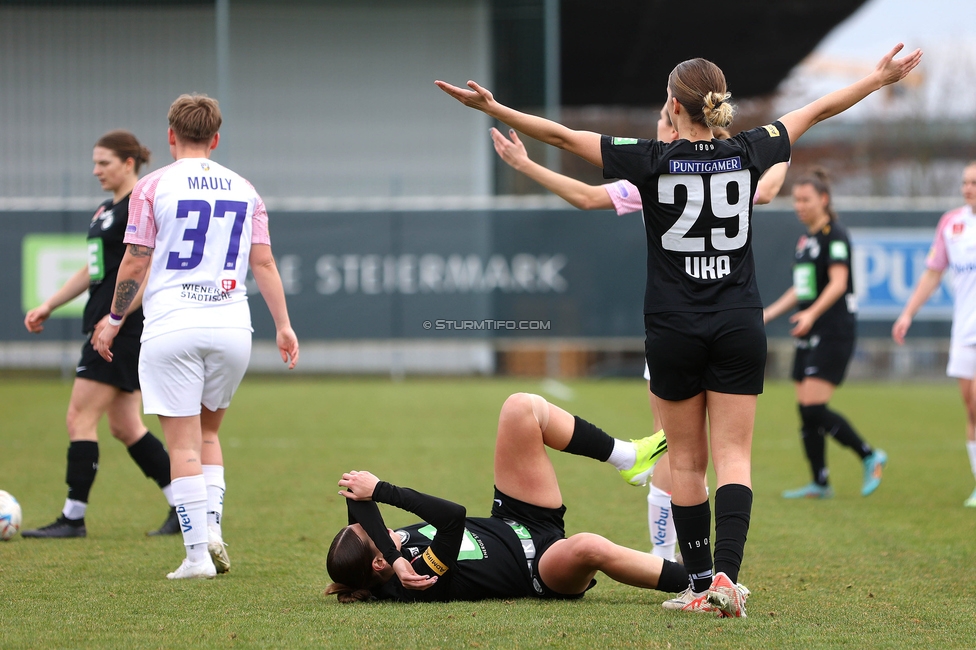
[[75, 334, 141, 393], [791, 335, 855, 386], [490, 487, 592, 601], [644, 308, 766, 401]]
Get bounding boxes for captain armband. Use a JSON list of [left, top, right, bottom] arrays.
[[421, 548, 449, 576]]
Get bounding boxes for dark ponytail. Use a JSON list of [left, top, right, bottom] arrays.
[[95, 130, 151, 173], [794, 167, 837, 221], [325, 526, 380, 603]]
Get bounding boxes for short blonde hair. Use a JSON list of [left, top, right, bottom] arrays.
[[168, 94, 222, 144]]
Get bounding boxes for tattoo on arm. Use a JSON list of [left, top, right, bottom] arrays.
[[113, 279, 140, 316], [128, 244, 154, 258]]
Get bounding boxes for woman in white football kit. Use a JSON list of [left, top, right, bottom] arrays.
[[94, 94, 299, 580], [893, 161, 976, 507], [438, 43, 921, 617], [491, 112, 787, 563]]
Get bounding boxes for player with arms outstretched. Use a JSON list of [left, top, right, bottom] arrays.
[[491, 112, 788, 562], [438, 43, 921, 616], [94, 94, 299, 579]]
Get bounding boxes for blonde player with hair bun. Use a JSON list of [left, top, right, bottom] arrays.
[[491, 106, 788, 565], [438, 42, 921, 617]]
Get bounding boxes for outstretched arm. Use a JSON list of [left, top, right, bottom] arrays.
[[492, 128, 612, 210], [437, 80, 604, 168], [778, 43, 922, 144], [754, 161, 789, 205]]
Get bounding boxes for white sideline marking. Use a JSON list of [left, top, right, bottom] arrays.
[[540, 378, 575, 401]]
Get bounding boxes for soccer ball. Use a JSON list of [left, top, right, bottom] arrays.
[[0, 490, 22, 541]]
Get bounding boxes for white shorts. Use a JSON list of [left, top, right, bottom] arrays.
[[139, 328, 252, 417], [643, 362, 651, 382], [947, 341, 976, 380]]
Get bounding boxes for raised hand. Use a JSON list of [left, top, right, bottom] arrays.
[[874, 43, 923, 87], [491, 127, 529, 169], [434, 80, 496, 113]]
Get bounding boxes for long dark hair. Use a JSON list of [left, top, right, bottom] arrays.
[[794, 167, 838, 221], [95, 130, 150, 173], [324, 526, 379, 603]]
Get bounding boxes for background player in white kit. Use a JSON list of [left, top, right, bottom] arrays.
[[893, 161, 976, 507], [94, 94, 300, 579]]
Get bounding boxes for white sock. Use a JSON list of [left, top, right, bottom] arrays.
[[968, 441, 976, 480], [648, 485, 677, 561], [203, 465, 226, 534], [162, 484, 175, 508], [62, 499, 87, 520], [171, 474, 209, 563], [606, 439, 637, 471]]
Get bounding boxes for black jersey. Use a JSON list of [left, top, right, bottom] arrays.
[[792, 220, 856, 337], [601, 122, 792, 314], [85, 195, 143, 339], [347, 483, 534, 602]]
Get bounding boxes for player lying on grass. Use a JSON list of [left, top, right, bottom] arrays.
[[326, 393, 742, 613]]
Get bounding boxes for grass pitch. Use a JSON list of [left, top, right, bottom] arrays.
[[1, 376, 975, 649]]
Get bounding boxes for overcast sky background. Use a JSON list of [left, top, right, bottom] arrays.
[[774, 0, 976, 119]]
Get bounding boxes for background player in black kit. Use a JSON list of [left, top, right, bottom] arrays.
[[325, 393, 689, 605], [437, 43, 921, 617], [764, 169, 886, 499], [22, 130, 177, 539]]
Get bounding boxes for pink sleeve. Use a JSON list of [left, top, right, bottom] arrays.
[[251, 195, 271, 245], [604, 180, 643, 216], [926, 212, 953, 272], [124, 173, 161, 246]]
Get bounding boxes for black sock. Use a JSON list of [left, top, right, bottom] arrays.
[[799, 404, 829, 485], [657, 559, 690, 593], [562, 416, 615, 462], [66, 441, 99, 504], [819, 404, 872, 459], [713, 484, 753, 584], [127, 431, 172, 489], [671, 500, 712, 592]]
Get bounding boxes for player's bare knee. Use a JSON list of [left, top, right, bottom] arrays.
[[566, 533, 612, 566]]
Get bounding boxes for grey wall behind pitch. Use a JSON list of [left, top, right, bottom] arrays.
[[0, 0, 491, 201]]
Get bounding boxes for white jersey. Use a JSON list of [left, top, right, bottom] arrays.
[[926, 205, 976, 346], [124, 157, 271, 341]]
